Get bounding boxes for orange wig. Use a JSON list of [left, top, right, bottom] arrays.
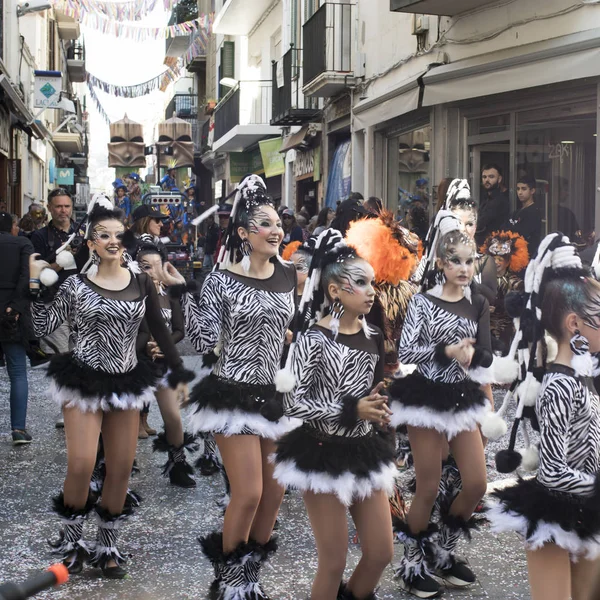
[[480, 230, 530, 273]]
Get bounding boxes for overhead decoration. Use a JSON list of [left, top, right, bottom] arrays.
[[87, 64, 181, 98], [86, 80, 111, 124], [51, 0, 182, 22], [108, 114, 147, 168]]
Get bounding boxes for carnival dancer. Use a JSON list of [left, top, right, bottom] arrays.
[[479, 231, 528, 356], [389, 210, 494, 598], [273, 229, 396, 600], [486, 233, 600, 600], [29, 196, 193, 579], [162, 175, 299, 599], [134, 240, 198, 488]]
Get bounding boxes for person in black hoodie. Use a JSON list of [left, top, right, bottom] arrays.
[[0, 211, 33, 445], [475, 164, 510, 247], [507, 174, 542, 257]]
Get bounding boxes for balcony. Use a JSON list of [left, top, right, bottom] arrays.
[[213, 0, 275, 36], [55, 9, 80, 40], [390, 0, 497, 15], [166, 93, 199, 120], [303, 3, 355, 98], [165, 4, 200, 56], [53, 132, 83, 154], [212, 81, 281, 153], [272, 47, 322, 126], [66, 42, 86, 83]]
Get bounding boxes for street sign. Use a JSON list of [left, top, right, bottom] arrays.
[[56, 168, 74, 185], [34, 71, 63, 109]]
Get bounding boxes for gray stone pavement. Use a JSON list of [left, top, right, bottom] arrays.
[[0, 353, 530, 599]]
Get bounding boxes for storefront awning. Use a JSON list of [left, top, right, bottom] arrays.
[[352, 74, 424, 131], [280, 126, 311, 153], [423, 28, 600, 106]]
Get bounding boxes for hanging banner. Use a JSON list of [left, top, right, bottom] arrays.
[[259, 138, 285, 178], [51, 0, 182, 23], [34, 71, 63, 109], [230, 150, 264, 183], [86, 80, 111, 124]]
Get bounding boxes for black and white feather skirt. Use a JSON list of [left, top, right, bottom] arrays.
[[272, 425, 397, 506], [487, 477, 600, 560], [48, 352, 158, 412], [186, 373, 301, 439], [388, 372, 491, 439]]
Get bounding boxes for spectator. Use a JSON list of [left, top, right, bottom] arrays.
[[476, 164, 510, 246], [330, 195, 369, 237], [556, 176, 582, 244], [160, 168, 177, 191], [296, 214, 310, 241], [18, 214, 35, 238], [281, 208, 304, 251], [312, 207, 335, 236], [214, 203, 232, 263], [363, 196, 383, 215], [115, 184, 132, 223], [507, 174, 542, 256], [10, 213, 19, 236], [0, 211, 33, 445], [28, 203, 47, 230], [203, 212, 219, 269], [127, 173, 142, 208], [406, 203, 429, 242]]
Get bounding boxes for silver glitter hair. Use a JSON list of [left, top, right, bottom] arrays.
[[436, 230, 476, 262]]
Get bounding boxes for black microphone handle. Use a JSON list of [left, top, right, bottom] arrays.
[[0, 570, 58, 600]]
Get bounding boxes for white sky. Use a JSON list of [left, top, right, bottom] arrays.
[[82, 3, 172, 193]]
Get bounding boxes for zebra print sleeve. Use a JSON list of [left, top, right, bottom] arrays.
[[397, 295, 438, 365], [537, 378, 596, 496], [30, 274, 76, 339], [284, 331, 347, 424], [180, 272, 223, 355]]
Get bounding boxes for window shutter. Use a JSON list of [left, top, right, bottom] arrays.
[[219, 41, 235, 99]]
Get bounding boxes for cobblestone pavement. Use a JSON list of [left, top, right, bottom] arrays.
[[0, 354, 530, 599]]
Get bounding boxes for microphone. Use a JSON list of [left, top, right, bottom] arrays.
[[0, 564, 69, 599]]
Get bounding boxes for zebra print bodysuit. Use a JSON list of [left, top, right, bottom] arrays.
[[389, 292, 493, 438], [488, 365, 600, 558], [181, 260, 300, 438], [32, 273, 186, 411]]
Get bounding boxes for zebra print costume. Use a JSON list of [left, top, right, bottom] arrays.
[[488, 365, 600, 559], [273, 325, 397, 506], [31, 273, 190, 412], [180, 260, 301, 439], [389, 292, 493, 439]]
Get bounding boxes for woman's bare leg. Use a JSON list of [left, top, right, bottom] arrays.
[[571, 555, 600, 600], [155, 386, 184, 447], [215, 434, 263, 551], [304, 491, 349, 600], [527, 544, 571, 600], [63, 407, 103, 509], [347, 490, 394, 598], [406, 426, 445, 532], [249, 437, 285, 544]]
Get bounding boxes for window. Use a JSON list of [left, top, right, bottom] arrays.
[[48, 21, 56, 71], [218, 41, 235, 99]]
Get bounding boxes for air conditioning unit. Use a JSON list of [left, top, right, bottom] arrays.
[[412, 14, 429, 35]]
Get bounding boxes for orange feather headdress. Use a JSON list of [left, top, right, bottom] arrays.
[[282, 240, 302, 262], [345, 211, 423, 285], [480, 230, 529, 273]]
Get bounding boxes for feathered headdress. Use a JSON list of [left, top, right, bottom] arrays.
[[345, 210, 422, 285], [480, 230, 529, 273], [282, 240, 303, 262], [486, 233, 586, 473]]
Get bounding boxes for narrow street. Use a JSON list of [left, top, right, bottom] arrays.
[[0, 353, 529, 599]]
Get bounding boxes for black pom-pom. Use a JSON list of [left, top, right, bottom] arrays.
[[504, 291, 528, 319], [259, 399, 284, 422], [520, 308, 536, 343], [495, 449, 522, 473], [121, 229, 138, 255], [202, 352, 219, 367]]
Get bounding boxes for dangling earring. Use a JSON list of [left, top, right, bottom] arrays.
[[570, 329, 595, 376], [122, 251, 141, 274], [240, 238, 253, 273], [329, 298, 344, 339], [428, 273, 446, 299], [87, 250, 100, 278]]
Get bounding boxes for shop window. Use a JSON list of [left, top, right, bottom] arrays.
[[386, 126, 431, 222], [516, 100, 596, 247], [468, 114, 510, 136]]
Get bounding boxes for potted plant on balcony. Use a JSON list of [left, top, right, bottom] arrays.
[[204, 98, 218, 115]]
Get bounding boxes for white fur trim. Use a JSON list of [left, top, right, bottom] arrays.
[[492, 355, 519, 385], [56, 251, 77, 270], [40, 268, 59, 287], [480, 411, 508, 441], [187, 407, 301, 440], [469, 365, 495, 385], [486, 499, 600, 561], [274, 368, 296, 393], [518, 373, 541, 407], [572, 352, 597, 378], [272, 458, 397, 506], [49, 380, 154, 413], [389, 400, 491, 440], [217, 581, 270, 600], [519, 446, 540, 472], [545, 334, 558, 363]]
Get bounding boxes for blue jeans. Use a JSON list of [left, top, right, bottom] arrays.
[[1, 342, 28, 430]]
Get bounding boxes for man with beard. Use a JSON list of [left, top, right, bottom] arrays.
[[475, 163, 510, 246]]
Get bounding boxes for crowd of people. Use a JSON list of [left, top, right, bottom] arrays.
[[0, 170, 599, 600]]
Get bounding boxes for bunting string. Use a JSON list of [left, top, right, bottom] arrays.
[[51, 0, 182, 22], [86, 80, 111, 124]]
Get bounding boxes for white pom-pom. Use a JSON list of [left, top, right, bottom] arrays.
[[545, 334, 558, 363], [56, 251, 76, 270], [519, 446, 540, 471], [493, 355, 519, 384], [213, 341, 222, 357], [40, 268, 59, 287], [481, 411, 508, 441], [469, 366, 495, 385], [518, 374, 541, 407], [572, 352, 595, 377], [275, 368, 296, 393]]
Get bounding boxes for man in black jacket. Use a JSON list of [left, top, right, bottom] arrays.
[[476, 164, 510, 247], [507, 174, 542, 257], [0, 211, 33, 444]]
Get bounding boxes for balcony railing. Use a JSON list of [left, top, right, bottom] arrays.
[[66, 42, 84, 61], [303, 2, 354, 89], [201, 118, 210, 151], [166, 93, 199, 119], [214, 81, 272, 143], [272, 47, 322, 126]]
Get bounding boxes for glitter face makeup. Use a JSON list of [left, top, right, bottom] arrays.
[[90, 221, 125, 261], [243, 205, 283, 258], [138, 252, 163, 283], [334, 260, 376, 315], [441, 242, 476, 288]]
